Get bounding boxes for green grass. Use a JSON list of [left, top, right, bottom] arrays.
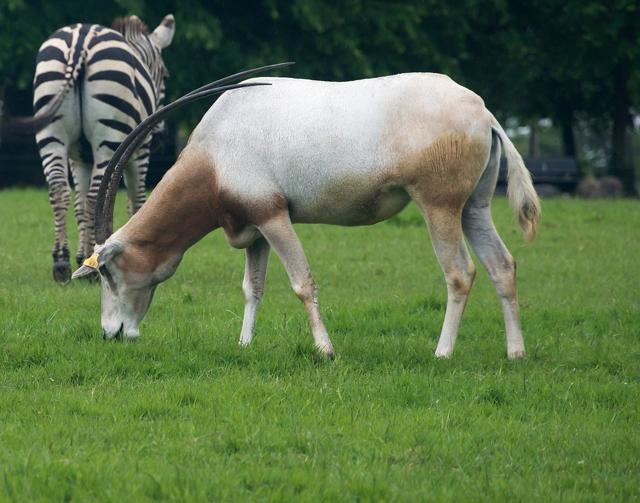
[[1, 188, 639, 501]]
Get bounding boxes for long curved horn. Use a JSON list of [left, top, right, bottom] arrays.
[[94, 62, 294, 244], [183, 62, 294, 98]]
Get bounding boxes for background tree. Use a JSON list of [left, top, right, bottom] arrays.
[[465, 0, 640, 192], [0, 0, 637, 192]]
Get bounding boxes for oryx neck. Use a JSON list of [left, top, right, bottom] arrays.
[[121, 149, 220, 259]]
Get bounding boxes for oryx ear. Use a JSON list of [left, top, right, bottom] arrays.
[[150, 14, 175, 49], [96, 241, 124, 267]]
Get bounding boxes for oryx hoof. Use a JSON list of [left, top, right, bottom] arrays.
[[317, 345, 335, 360], [434, 348, 453, 359], [507, 349, 526, 360], [52, 261, 71, 284]]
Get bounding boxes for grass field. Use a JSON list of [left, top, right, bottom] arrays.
[[0, 188, 639, 501]]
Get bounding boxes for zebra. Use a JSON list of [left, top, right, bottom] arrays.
[[31, 14, 175, 283]]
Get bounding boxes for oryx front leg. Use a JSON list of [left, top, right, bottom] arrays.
[[239, 237, 270, 347], [259, 214, 335, 358]]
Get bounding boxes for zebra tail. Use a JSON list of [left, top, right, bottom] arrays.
[[5, 27, 94, 134]]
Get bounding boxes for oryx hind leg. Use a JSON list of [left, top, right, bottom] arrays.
[[405, 133, 492, 357], [462, 135, 525, 359], [411, 197, 476, 358]]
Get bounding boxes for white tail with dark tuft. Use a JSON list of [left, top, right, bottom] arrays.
[[490, 116, 541, 242]]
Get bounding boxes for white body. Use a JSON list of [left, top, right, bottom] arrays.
[[194, 74, 490, 229], [80, 73, 540, 360]]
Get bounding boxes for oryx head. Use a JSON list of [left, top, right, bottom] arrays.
[[71, 63, 293, 339], [73, 239, 156, 339]]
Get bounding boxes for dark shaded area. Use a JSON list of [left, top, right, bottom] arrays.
[[0, 0, 638, 191], [0, 135, 175, 188]]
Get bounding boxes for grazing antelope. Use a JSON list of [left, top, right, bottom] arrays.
[[73, 64, 540, 360], [29, 14, 174, 283]]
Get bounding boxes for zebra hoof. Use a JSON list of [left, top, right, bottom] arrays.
[[53, 261, 71, 284]]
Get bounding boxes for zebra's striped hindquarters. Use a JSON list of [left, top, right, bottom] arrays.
[[32, 15, 174, 282]]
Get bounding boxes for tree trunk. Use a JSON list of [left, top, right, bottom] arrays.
[[610, 65, 636, 195], [558, 110, 580, 176], [560, 114, 576, 157], [528, 121, 538, 158], [0, 85, 5, 147]]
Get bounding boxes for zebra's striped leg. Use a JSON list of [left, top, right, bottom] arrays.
[[39, 142, 72, 283], [85, 154, 111, 252], [124, 141, 151, 217], [69, 159, 92, 266]]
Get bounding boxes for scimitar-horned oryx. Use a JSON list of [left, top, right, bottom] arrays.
[[73, 63, 540, 360]]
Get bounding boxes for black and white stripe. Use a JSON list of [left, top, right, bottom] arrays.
[[32, 14, 174, 282]]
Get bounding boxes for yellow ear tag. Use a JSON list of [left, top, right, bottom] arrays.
[[83, 254, 99, 269]]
